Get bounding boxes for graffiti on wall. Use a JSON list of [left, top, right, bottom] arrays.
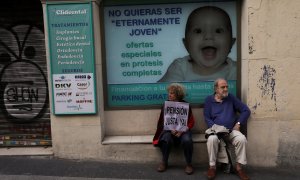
[[258, 65, 277, 111], [0, 24, 51, 146]]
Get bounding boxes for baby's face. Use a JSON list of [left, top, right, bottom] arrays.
[[183, 9, 234, 68]]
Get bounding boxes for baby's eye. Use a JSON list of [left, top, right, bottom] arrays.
[[193, 28, 202, 34], [215, 28, 225, 33]]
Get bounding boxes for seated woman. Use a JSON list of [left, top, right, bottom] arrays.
[[152, 83, 195, 175]]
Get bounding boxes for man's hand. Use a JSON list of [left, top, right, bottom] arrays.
[[233, 122, 241, 131]]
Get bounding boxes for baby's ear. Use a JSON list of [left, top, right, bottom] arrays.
[[231, 38, 236, 48], [182, 38, 188, 50]]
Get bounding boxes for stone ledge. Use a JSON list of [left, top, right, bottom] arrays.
[[0, 147, 53, 156], [102, 134, 206, 145]]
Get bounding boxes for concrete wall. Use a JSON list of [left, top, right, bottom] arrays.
[[246, 0, 300, 167], [41, 0, 300, 167]]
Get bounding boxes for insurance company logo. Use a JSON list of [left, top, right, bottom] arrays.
[[54, 75, 71, 82], [76, 91, 92, 96], [67, 105, 83, 111], [74, 74, 92, 80], [76, 99, 93, 103], [56, 92, 72, 97], [76, 81, 90, 90], [55, 83, 71, 89]]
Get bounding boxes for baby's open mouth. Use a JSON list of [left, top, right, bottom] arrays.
[[202, 46, 217, 60]]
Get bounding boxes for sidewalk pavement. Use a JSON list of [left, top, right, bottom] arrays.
[[0, 155, 299, 180]]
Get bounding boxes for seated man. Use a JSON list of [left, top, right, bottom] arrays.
[[204, 78, 251, 180]]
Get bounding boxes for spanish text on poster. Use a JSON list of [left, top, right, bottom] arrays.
[[163, 101, 189, 132], [104, 1, 237, 107], [47, 2, 97, 114]]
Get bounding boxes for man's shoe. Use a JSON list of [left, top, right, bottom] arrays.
[[207, 167, 216, 179], [236, 169, 250, 180], [157, 162, 167, 172], [185, 164, 194, 175]]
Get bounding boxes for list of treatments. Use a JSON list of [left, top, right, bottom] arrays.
[[47, 3, 97, 115], [48, 4, 94, 74]]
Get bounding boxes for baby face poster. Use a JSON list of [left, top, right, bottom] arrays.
[[103, 1, 237, 107]]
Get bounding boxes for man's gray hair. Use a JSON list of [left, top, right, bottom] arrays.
[[214, 78, 227, 91]]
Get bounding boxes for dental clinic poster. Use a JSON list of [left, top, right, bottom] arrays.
[[104, 1, 237, 107], [47, 2, 97, 114]]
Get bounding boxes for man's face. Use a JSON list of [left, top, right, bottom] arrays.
[[215, 79, 228, 99], [183, 9, 234, 68]]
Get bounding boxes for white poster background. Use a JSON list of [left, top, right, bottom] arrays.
[[52, 73, 95, 114], [104, 2, 236, 84], [163, 101, 189, 132]]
